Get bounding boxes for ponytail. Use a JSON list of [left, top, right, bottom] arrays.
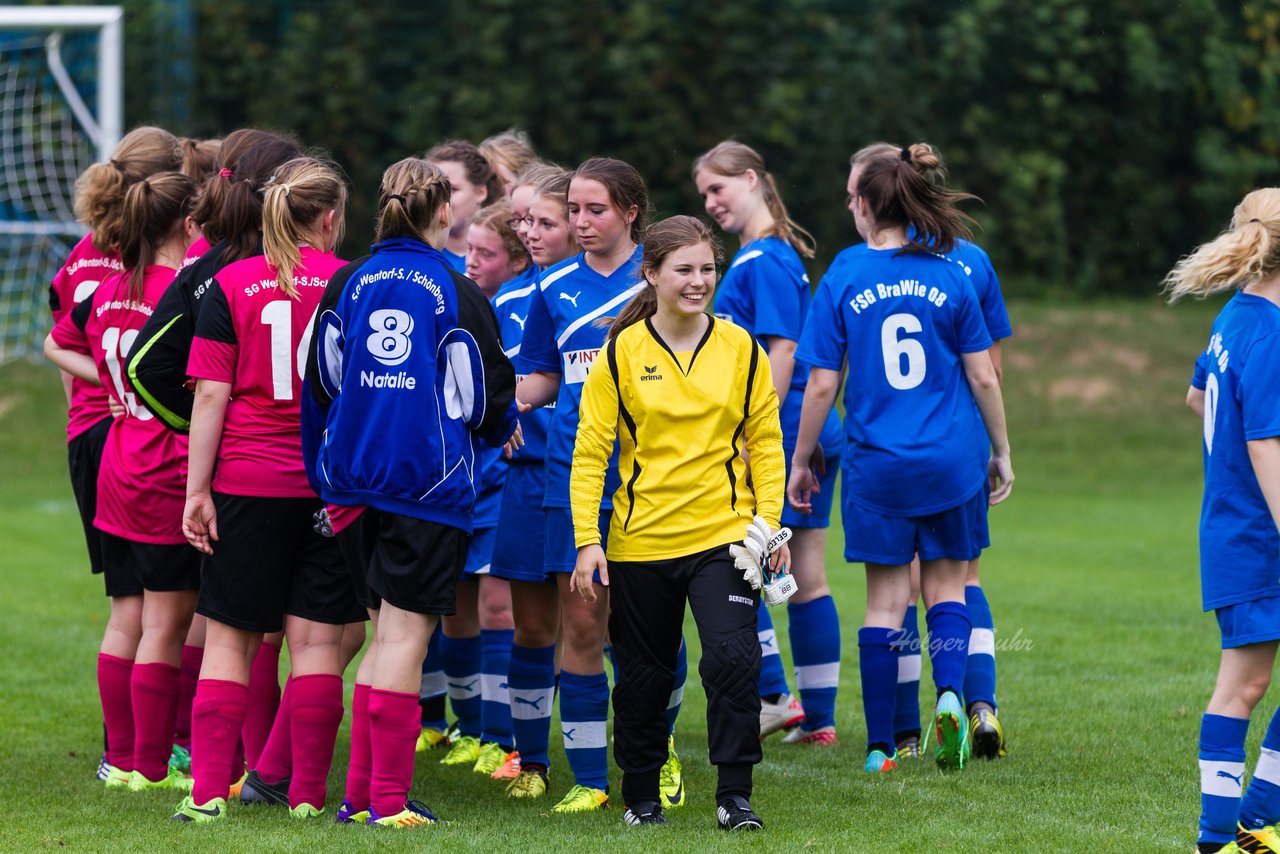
[[261, 157, 348, 298], [856, 142, 976, 255], [375, 158, 452, 244], [179, 137, 222, 183], [118, 172, 196, 300], [693, 140, 815, 258], [75, 126, 182, 253], [1165, 189, 1280, 301], [196, 131, 303, 263], [606, 287, 658, 340]]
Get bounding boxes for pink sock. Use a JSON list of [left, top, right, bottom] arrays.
[[97, 653, 135, 771], [131, 662, 180, 781], [345, 683, 372, 810], [368, 688, 420, 817], [191, 679, 249, 805], [174, 645, 203, 749], [289, 674, 344, 810], [242, 643, 281, 768], [253, 676, 292, 784]]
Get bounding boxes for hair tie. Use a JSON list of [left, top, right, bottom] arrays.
[[900, 147, 912, 162], [385, 193, 407, 204], [218, 168, 233, 180], [110, 159, 125, 172], [242, 178, 255, 190], [1250, 218, 1262, 224]]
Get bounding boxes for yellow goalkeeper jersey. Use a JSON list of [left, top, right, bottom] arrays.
[[571, 315, 784, 561]]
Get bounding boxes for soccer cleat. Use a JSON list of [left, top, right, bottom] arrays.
[[103, 764, 132, 789], [290, 803, 324, 819], [782, 725, 838, 746], [505, 767, 548, 799], [1198, 843, 1241, 854], [128, 767, 194, 792], [416, 726, 450, 752], [440, 735, 481, 766], [96, 755, 110, 782], [170, 795, 227, 823], [228, 771, 248, 799], [472, 741, 509, 776], [1238, 823, 1280, 853], [238, 769, 291, 806], [169, 744, 191, 774], [366, 798, 443, 828], [489, 751, 522, 781], [759, 693, 806, 739], [969, 708, 1007, 759], [895, 737, 922, 761], [717, 795, 763, 831], [864, 749, 899, 773], [660, 736, 684, 809], [551, 784, 608, 813], [335, 799, 369, 825], [934, 691, 970, 770], [624, 801, 667, 826]]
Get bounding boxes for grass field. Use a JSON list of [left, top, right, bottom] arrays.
[[0, 297, 1246, 851]]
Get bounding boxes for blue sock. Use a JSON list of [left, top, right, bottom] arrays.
[[559, 669, 609, 789], [666, 640, 687, 735], [858, 626, 897, 752], [508, 643, 555, 770], [420, 626, 447, 730], [893, 604, 922, 741], [603, 643, 620, 687], [963, 585, 997, 711], [1200, 713, 1249, 844], [789, 596, 840, 730], [924, 601, 970, 700], [1240, 708, 1280, 831], [756, 601, 790, 698], [441, 633, 482, 738], [479, 628, 515, 749]]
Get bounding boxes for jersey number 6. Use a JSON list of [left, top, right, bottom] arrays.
[[881, 313, 926, 390]]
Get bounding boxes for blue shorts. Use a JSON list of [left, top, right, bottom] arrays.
[[462, 525, 496, 576], [490, 465, 550, 583], [842, 485, 988, 565], [1217, 596, 1280, 648], [545, 506, 610, 573], [780, 388, 844, 529]]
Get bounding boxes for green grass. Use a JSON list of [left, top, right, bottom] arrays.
[[0, 297, 1248, 851]]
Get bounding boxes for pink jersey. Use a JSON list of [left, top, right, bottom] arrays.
[[187, 247, 345, 498], [51, 266, 190, 544], [48, 233, 123, 442], [181, 235, 211, 270], [329, 504, 365, 535]]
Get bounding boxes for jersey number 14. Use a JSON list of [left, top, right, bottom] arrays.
[[261, 301, 319, 401]]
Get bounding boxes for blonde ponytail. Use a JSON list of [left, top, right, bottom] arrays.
[[693, 140, 815, 258], [1165, 189, 1280, 301], [261, 157, 347, 298]]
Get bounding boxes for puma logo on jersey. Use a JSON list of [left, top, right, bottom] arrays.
[[1217, 770, 1244, 786], [560, 291, 581, 307], [562, 727, 577, 742], [448, 679, 479, 692], [639, 364, 663, 381], [510, 312, 526, 330]]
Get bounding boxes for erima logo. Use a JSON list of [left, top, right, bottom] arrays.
[[560, 291, 580, 307], [360, 370, 416, 390], [640, 364, 663, 381]]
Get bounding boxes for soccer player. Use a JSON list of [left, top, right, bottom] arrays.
[[693, 141, 845, 745], [432, 202, 532, 778], [571, 215, 787, 829], [1164, 190, 1280, 854], [48, 126, 182, 780], [479, 129, 538, 198], [426, 139, 501, 271], [172, 157, 365, 822], [514, 157, 649, 813], [787, 143, 1014, 774], [843, 141, 1015, 761], [46, 171, 201, 792], [304, 156, 519, 828]]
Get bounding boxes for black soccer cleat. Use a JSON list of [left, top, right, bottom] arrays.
[[238, 769, 291, 806], [623, 801, 667, 826], [716, 796, 763, 831]]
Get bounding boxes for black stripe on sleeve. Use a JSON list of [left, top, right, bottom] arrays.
[[608, 336, 642, 533], [725, 331, 760, 512]]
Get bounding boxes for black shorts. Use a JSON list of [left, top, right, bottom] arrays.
[[335, 510, 379, 611], [99, 532, 200, 596], [197, 493, 366, 633], [356, 510, 468, 616], [67, 416, 112, 577]]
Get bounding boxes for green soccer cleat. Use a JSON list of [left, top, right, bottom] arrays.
[[440, 735, 481, 766], [660, 736, 684, 809], [551, 784, 608, 813], [864, 749, 899, 773], [505, 768, 548, 799], [472, 741, 508, 776], [129, 767, 194, 792], [416, 726, 450, 752], [1238, 822, 1280, 853], [290, 803, 324, 819], [170, 795, 227, 823], [366, 799, 444, 828], [933, 690, 970, 770], [169, 744, 191, 774], [103, 764, 131, 789]]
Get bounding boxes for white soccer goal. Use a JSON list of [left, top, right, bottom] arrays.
[[0, 6, 122, 362]]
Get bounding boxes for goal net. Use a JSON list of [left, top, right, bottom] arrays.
[[0, 7, 122, 363]]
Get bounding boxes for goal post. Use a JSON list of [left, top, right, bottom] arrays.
[[0, 6, 122, 362]]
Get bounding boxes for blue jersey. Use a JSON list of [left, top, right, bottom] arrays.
[[797, 245, 992, 516], [1192, 349, 1209, 390], [494, 266, 551, 463], [442, 248, 466, 272], [519, 248, 642, 509], [1197, 292, 1280, 610]]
